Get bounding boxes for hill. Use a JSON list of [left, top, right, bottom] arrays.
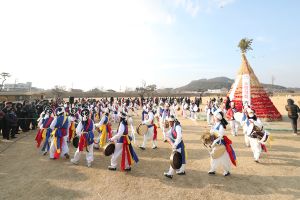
[[175, 77, 287, 92]]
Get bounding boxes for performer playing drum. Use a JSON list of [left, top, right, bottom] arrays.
[[208, 109, 237, 176], [164, 115, 186, 179], [182, 100, 188, 118], [226, 102, 239, 136], [190, 101, 198, 120], [205, 100, 213, 126], [94, 108, 112, 149], [108, 111, 139, 171], [35, 106, 54, 155], [49, 107, 70, 160], [201, 132, 226, 160], [160, 103, 171, 142], [245, 108, 270, 163], [139, 104, 158, 150], [70, 108, 95, 167], [68, 108, 78, 143]]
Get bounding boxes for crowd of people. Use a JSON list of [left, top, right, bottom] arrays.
[[0, 100, 41, 140], [2, 95, 298, 180], [31, 96, 203, 178]]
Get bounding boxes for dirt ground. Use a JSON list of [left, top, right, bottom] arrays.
[[1, 113, 300, 200]]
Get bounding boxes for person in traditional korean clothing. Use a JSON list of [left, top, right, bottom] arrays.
[[108, 111, 139, 171], [71, 108, 95, 167]]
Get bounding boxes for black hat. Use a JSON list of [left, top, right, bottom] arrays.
[[55, 107, 65, 116], [80, 108, 90, 118]]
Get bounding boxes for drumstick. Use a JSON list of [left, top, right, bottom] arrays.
[[202, 143, 212, 156], [130, 124, 136, 144]]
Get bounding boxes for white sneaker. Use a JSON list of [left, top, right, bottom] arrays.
[[176, 171, 186, 175], [223, 171, 231, 176], [164, 172, 173, 179], [87, 163, 92, 168], [70, 159, 78, 165]]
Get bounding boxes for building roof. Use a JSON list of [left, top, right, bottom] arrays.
[[0, 91, 45, 96]]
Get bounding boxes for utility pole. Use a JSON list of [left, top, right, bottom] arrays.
[[271, 75, 275, 86], [271, 75, 275, 93], [14, 79, 18, 90]]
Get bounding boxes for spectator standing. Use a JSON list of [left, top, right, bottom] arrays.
[[2, 102, 18, 140], [0, 108, 5, 138], [285, 99, 300, 135]]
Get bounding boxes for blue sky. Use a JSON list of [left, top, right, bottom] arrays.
[[0, 0, 299, 90]]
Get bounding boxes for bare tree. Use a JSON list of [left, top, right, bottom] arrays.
[[124, 87, 134, 93], [51, 85, 67, 98], [135, 80, 157, 98], [88, 87, 102, 97], [135, 80, 147, 98], [0, 72, 11, 91]]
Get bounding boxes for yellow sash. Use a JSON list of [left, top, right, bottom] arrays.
[[99, 124, 108, 148]]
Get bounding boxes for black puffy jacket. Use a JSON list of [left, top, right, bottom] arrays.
[[285, 99, 300, 118]]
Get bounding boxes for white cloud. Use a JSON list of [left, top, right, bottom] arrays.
[[171, 0, 236, 16], [185, 0, 201, 16], [174, 0, 201, 17], [214, 0, 235, 8]]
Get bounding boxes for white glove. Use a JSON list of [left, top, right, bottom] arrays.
[[40, 111, 45, 117], [172, 144, 177, 150]]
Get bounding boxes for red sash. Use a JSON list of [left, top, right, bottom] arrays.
[[223, 136, 237, 166], [107, 123, 112, 139], [153, 124, 157, 140], [261, 144, 267, 152], [121, 135, 131, 171], [68, 121, 75, 141], [35, 118, 53, 148], [35, 129, 43, 148], [78, 120, 91, 152]]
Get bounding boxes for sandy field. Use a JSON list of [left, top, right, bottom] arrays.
[[1, 108, 300, 200], [0, 96, 300, 200]]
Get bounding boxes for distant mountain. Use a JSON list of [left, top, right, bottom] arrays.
[[175, 76, 288, 92], [176, 77, 233, 92]]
